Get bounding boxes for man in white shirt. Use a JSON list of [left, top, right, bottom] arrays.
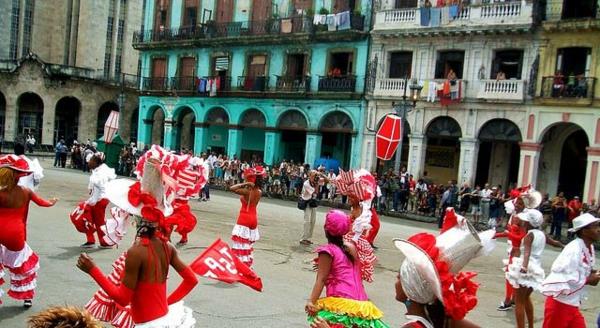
[[541, 213, 600, 327], [299, 171, 328, 245], [480, 183, 492, 222]]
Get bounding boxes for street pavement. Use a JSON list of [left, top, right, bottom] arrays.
[[0, 165, 599, 327]]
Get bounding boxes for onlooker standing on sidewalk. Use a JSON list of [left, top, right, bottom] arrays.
[[488, 186, 501, 229], [567, 195, 582, 238], [438, 186, 452, 228], [551, 192, 568, 240], [458, 182, 471, 216], [480, 183, 492, 222], [326, 169, 337, 200], [26, 134, 35, 153], [470, 185, 481, 223]]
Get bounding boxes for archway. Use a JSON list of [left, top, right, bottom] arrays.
[[239, 109, 266, 163], [130, 107, 139, 144], [205, 107, 229, 155], [320, 111, 354, 169], [17, 92, 44, 143], [538, 123, 589, 199], [173, 107, 195, 152], [375, 115, 411, 175], [150, 107, 165, 146], [0, 92, 5, 141], [54, 97, 81, 146], [425, 116, 462, 184], [97, 101, 119, 139], [475, 119, 522, 189], [277, 110, 307, 164]]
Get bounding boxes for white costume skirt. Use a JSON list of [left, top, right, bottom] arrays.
[[0, 243, 39, 301], [506, 257, 545, 291], [135, 301, 195, 328]]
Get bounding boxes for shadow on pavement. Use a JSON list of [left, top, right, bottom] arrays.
[[0, 304, 29, 321]]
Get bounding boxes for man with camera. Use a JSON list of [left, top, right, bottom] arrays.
[[299, 170, 329, 245]]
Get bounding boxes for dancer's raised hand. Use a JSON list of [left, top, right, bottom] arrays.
[[76, 253, 96, 273]]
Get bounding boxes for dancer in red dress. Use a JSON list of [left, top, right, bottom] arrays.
[[80, 146, 198, 328], [230, 166, 265, 268], [0, 155, 58, 308]]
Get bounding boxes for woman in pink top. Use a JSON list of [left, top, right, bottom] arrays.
[[305, 209, 389, 328]]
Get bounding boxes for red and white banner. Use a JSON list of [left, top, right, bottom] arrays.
[[376, 114, 402, 160], [103, 110, 120, 144], [190, 238, 263, 292]]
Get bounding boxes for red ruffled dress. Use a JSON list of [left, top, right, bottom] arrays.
[[0, 191, 53, 302], [164, 199, 197, 243], [231, 196, 259, 267]]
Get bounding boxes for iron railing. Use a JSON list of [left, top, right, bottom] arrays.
[[318, 75, 357, 92], [170, 76, 197, 91], [142, 77, 169, 91], [540, 76, 596, 100], [275, 75, 311, 92], [238, 76, 269, 92]]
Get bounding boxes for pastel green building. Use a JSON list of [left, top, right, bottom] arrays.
[[135, 0, 371, 169]]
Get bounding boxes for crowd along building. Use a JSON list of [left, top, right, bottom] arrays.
[[364, 0, 600, 203], [135, 0, 371, 168]]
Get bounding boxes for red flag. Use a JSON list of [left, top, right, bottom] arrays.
[[190, 238, 263, 292], [376, 114, 402, 160]]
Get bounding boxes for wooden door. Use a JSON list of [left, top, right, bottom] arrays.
[[180, 57, 196, 77], [216, 0, 234, 23], [333, 0, 353, 13], [154, 0, 170, 31], [251, 0, 272, 21], [292, 0, 313, 13], [182, 0, 198, 27], [248, 55, 266, 77], [151, 58, 167, 89]]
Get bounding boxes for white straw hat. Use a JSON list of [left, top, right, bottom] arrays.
[[568, 213, 600, 233]]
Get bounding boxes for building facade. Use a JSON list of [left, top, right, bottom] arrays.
[[0, 0, 143, 147], [135, 0, 371, 168], [365, 0, 600, 202]]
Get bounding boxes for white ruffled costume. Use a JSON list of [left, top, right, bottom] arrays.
[[506, 229, 546, 291], [17, 156, 43, 190]]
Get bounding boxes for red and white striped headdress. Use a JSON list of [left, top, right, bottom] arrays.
[[333, 169, 376, 202]]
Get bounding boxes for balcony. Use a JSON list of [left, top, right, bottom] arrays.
[[373, 78, 407, 97], [477, 79, 526, 101], [275, 76, 311, 92], [132, 14, 366, 49], [142, 77, 169, 91], [540, 76, 596, 105], [374, 1, 533, 34], [237, 76, 269, 92], [170, 76, 197, 92]]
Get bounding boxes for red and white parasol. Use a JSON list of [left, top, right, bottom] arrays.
[[103, 110, 120, 144], [375, 114, 402, 160]]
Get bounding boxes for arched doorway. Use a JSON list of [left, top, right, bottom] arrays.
[[277, 110, 307, 164], [0, 92, 5, 140], [97, 101, 119, 139], [239, 109, 266, 162], [130, 107, 139, 144], [54, 97, 80, 146], [173, 107, 195, 152], [475, 119, 522, 189], [320, 111, 353, 169], [425, 116, 462, 184], [150, 107, 165, 146], [375, 116, 411, 175], [538, 123, 589, 199], [205, 107, 229, 155], [17, 92, 44, 143]]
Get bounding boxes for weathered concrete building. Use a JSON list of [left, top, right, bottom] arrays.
[[0, 0, 143, 147]]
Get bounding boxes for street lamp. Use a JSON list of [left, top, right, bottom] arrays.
[[392, 78, 422, 173]]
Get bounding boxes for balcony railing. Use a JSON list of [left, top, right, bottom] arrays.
[[133, 14, 365, 45], [374, 1, 533, 31], [142, 77, 169, 91], [373, 78, 407, 97], [170, 76, 197, 91], [237, 76, 269, 92], [318, 75, 357, 92], [540, 76, 596, 100], [275, 75, 311, 92], [477, 79, 525, 101]]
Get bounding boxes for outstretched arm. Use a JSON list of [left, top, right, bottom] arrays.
[[77, 253, 138, 307], [167, 245, 199, 305], [29, 189, 58, 207]]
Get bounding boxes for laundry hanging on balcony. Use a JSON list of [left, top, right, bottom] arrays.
[[103, 111, 120, 144], [438, 80, 462, 106], [376, 114, 402, 160], [313, 11, 351, 31]]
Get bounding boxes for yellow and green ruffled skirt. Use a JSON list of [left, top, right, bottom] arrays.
[[307, 297, 389, 328]]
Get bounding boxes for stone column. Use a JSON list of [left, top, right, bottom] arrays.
[[193, 124, 207, 155], [139, 118, 153, 149], [583, 147, 600, 203], [304, 132, 322, 168], [361, 132, 376, 172], [263, 130, 281, 166], [457, 138, 479, 185], [517, 142, 543, 188], [163, 120, 174, 150], [227, 128, 243, 159], [3, 95, 17, 142], [41, 96, 56, 145], [350, 134, 361, 169], [407, 133, 427, 179]]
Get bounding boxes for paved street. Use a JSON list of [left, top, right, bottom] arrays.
[[0, 165, 598, 327]]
